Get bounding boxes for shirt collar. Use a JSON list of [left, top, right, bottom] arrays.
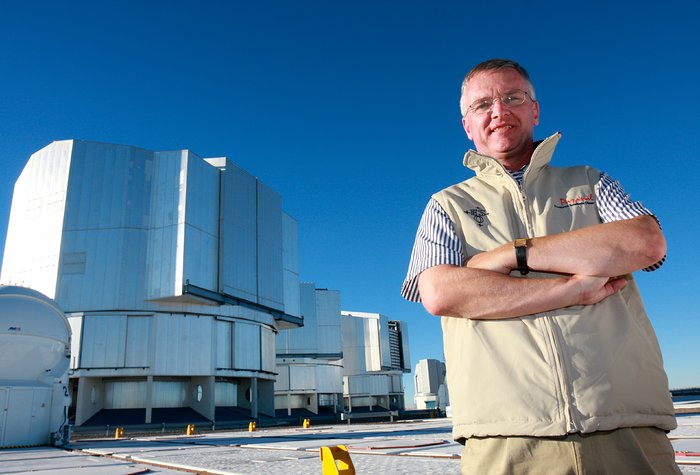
[[463, 132, 562, 179], [509, 164, 528, 186]]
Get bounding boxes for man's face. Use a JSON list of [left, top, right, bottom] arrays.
[[461, 68, 540, 170]]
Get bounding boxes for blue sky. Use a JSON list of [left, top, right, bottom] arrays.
[[1, 1, 698, 401]]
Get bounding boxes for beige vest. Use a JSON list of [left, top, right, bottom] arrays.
[[433, 133, 676, 440]]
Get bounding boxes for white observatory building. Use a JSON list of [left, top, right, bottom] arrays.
[[340, 311, 410, 412], [0, 286, 71, 447], [275, 284, 344, 416], [1, 140, 302, 426], [413, 358, 449, 411]]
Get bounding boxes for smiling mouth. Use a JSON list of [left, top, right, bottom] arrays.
[[491, 125, 514, 133]]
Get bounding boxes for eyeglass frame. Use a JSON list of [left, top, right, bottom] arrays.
[[464, 89, 535, 117]]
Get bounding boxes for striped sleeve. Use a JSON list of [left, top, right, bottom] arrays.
[[595, 172, 665, 271], [401, 199, 464, 302]]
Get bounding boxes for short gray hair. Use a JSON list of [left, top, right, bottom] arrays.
[[459, 58, 536, 116]]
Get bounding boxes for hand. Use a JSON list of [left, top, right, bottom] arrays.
[[569, 274, 628, 306]]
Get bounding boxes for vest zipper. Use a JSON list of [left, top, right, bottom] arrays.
[[544, 317, 580, 433], [517, 170, 579, 433], [515, 178, 535, 238]]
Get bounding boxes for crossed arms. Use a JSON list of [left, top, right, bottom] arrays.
[[417, 215, 666, 320]]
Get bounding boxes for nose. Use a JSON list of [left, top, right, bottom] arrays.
[[490, 98, 509, 117]]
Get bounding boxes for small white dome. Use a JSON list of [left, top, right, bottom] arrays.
[[0, 286, 71, 381]]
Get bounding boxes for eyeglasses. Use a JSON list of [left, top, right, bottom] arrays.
[[466, 89, 534, 116]]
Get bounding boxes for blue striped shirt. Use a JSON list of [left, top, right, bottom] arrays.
[[401, 172, 664, 303]]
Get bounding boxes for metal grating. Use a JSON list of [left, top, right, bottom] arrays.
[[388, 321, 403, 369]]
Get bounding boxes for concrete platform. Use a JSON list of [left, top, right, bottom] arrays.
[[2, 415, 700, 474]]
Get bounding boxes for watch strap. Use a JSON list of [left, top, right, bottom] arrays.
[[514, 238, 529, 275]]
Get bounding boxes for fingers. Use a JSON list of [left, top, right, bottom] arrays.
[[606, 277, 628, 295], [571, 274, 628, 306]]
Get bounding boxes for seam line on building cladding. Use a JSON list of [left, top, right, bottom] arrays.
[[182, 282, 304, 327], [215, 368, 278, 375], [70, 310, 278, 330], [277, 353, 344, 359], [77, 366, 150, 370]]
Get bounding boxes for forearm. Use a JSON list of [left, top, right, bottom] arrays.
[[469, 216, 666, 276], [418, 264, 626, 320]]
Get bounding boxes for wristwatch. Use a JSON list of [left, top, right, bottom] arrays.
[[514, 238, 529, 275]]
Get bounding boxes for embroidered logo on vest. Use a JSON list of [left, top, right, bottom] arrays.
[[465, 207, 489, 226], [554, 193, 595, 209]]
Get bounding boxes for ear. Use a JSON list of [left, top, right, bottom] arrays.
[[533, 100, 540, 126], [462, 116, 473, 140]]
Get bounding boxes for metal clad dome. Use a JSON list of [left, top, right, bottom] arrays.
[[0, 286, 71, 381]]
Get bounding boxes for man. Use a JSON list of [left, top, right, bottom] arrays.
[[401, 59, 679, 474]]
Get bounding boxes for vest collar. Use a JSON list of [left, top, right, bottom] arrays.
[[462, 132, 562, 179]]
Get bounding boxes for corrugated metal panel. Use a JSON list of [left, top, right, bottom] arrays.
[[316, 290, 340, 326], [289, 366, 315, 391], [1, 141, 72, 298], [125, 316, 151, 368], [367, 374, 390, 395], [282, 213, 300, 317], [56, 142, 153, 311], [365, 317, 382, 372], [340, 315, 364, 375], [58, 227, 149, 311], [183, 224, 218, 291], [282, 269, 301, 317], [215, 319, 233, 369], [234, 322, 260, 370], [219, 162, 257, 302], [215, 380, 238, 406], [347, 374, 392, 397], [317, 326, 342, 355], [174, 158, 186, 295], [147, 151, 184, 298], [67, 315, 83, 370], [152, 380, 187, 407], [275, 326, 289, 354], [182, 152, 219, 292], [182, 151, 219, 235], [316, 290, 341, 355], [414, 370, 424, 395], [146, 226, 178, 298], [80, 315, 127, 368], [391, 374, 403, 393], [256, 181, 284, 311], [316, 364, 343, 393], [104, 380, 146, 409], [282, 283, 317, 354], [153, 314, 213, 375], [347, 375, 367, 394], [260, 326, 276, 373], [427, 361, 440, 388], [120, 228, 149, 308], [274, 365, 290, 391], [399, 321, 411, 372]]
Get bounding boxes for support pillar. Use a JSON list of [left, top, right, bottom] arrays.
[[145, 376, 153, 424], [251, 377, 258, 419]]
